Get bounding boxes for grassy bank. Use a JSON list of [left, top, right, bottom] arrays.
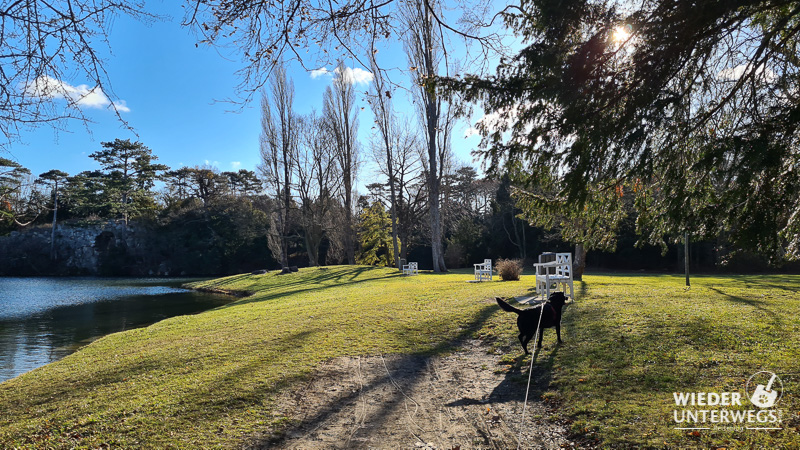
[[0, 266, 531, 447], [0, 267, 798, 447]]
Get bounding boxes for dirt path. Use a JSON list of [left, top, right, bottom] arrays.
[[253, 340, 575, 449]]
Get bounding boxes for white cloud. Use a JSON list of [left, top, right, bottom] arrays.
[[231, 161, 242, 169], [717, 63, 776, 83], [112, 100, 131, 113], [310, 66, 374, 85], [310, 68, 330, 79], [334, 66, 374, 84], [23, 75, 130, 112]]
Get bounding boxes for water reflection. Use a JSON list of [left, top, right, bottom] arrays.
[[0, 278, 232, 383]]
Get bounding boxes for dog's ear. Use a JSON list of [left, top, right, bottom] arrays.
[[549, 292, 567, 304]]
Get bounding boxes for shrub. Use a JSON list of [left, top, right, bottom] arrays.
[[496, 258, 523, 281]]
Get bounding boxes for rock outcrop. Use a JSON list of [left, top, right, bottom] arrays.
[[0, 222, 159, 276]]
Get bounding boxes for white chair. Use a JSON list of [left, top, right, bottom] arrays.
[[534, 253, 556, 296], [552, 253, 574, 300], [402, 261, 418, 276], [474, 259, 492, 282], [534, 252, 574, 300]]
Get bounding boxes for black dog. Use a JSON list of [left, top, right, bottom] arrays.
[[496, 292, 567, 354]]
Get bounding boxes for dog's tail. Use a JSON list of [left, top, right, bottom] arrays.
[[495, 297, 522, 314]]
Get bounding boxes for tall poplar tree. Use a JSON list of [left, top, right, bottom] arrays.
[[258, 64, 298, 270]]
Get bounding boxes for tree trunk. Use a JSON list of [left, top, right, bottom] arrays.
[[684, 232, 690, 287], [49, 181, 58, 261], [429, 159, 444, 272], [388, 172, 400, 269], [122, 191, 128, 227], [304, 232, 317, 266], [573, 242, 586, 281], [511, 214, 526, 260], [281, 156, 292, 269], [406, 0, 446, 273], [399, 228, 408, 262], [426, 90, 446, 273], [344, 175, 355, 265]]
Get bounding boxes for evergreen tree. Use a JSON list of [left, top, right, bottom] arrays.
[[89, 139, 168, 224], [443, 0, 800, 262], [356, 202, 398, 266]]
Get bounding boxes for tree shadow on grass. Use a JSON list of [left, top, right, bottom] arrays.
[[445, 345, 560, 408], [722, 275, 800, 293], [194, 273, 251, 288], [243, 302, 542, 448], [210, 267, 404, 309], [707, 286, 781, 323], [167, 329, 320, 417]]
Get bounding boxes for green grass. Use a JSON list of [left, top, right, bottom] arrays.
[[0, 267, 798, 448], [553, 274, 800, 447], [0, 266, 533, 448]]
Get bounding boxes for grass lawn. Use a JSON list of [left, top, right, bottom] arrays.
[[0, 267, 798, 448], [552, 274, 800, 447], [0, 266, 534, 448]]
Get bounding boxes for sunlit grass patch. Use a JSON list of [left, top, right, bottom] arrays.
[[1, 268, 798, 448], [552, 274, 800, 447], [0, 266, 533, 448]]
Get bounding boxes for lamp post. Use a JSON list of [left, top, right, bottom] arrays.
[[684, 231, 690, 287]]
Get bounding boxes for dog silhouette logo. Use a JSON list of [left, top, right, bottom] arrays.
[[746, 371, 783, 409]]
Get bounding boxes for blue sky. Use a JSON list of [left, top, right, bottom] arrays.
[[5, 2, 486, 189]]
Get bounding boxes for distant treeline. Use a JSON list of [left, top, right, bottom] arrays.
[[1, 140, 796, 276]]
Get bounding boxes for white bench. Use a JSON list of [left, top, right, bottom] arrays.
[[402, 262, 419, 276], [474, 259, 492, 282], [534, 252, 574, 300]]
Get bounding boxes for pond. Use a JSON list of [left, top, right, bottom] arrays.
[[0, 277, 233, 383]]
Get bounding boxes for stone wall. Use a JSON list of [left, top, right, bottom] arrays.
[[0, 222, 154, 276]]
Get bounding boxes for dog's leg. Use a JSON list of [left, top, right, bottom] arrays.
[[519, 334, 530, 355], [556, 321, 563, 344], [537, 328, 544, 349]]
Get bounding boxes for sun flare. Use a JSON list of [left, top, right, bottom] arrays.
[[612, 25, 632, 43]]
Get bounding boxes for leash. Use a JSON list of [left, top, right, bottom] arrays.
[[517, 299, 546, 448]]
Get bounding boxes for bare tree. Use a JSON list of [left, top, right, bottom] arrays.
[[295, 112, 341, 266], [0, 1, 151, 147], [403, 0, 454, 272], [0, 158, 38, 225], [367, 56, 402, 268], [258, 64, 298, 270], [392, 128, 427, 262], [184, 0, 506, 103], [322, 62, 360, 264]]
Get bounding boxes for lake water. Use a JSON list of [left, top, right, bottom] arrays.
[[0, 278, 233, 383]]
